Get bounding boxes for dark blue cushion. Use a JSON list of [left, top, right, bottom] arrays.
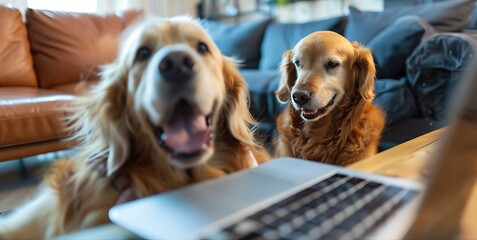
[[373, 78, 418, 124], [201, 18, 271, 69], [259, 16, 346, 70], [380, 117, 443, 150], [240, 69, 281, 123], [406, 33, 475, 121], [345, 0, 474, 45], [241, 69, 282, 149], [367, 15, 433, 79]]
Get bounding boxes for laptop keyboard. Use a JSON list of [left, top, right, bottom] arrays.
[[203, 174, 418, 240]]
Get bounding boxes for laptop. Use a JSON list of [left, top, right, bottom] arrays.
[[109, 58, 477, 239]]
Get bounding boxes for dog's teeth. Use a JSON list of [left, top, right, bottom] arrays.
[[303, 109, 316, 114], [209, 133, 214, 139], [202, 144, 208, 150]]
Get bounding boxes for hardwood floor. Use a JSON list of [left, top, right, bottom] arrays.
[[0, 150, 73, 213], [0, 183, 38, 212]]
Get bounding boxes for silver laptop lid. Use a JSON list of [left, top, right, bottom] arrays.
[[109, 157, 422, 239], [109, 158, 339, 239]]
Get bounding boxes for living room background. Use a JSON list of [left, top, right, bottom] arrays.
[[0, 0, 475, 231]]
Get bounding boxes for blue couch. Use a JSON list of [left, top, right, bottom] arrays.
[[202, 0, 477, 150]]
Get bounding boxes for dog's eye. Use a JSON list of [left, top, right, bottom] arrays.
[[136, 47, 151, 61], [325, 60, 340, 70], [293, 60, 301, 67], [197, 42, 209, 54]]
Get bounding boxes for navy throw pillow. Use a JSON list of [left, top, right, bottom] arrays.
[[368, 15, 434, 79], [373, 78, 418, 123], [201, 18, 271, 69], [406, 33, 475, 120], [259, 16, 346, 70], [345, 0, 474, 45]]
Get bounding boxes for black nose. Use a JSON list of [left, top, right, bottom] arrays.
[[159, 51, 196, 83], [292, 90, 310, 106]]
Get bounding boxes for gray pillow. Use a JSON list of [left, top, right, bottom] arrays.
[[201, 18, 271, 69], [259, 16, 346, 70], [345, 0, 474, 45]]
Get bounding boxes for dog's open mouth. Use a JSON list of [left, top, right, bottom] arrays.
[[153, 100, 214, 166], [301, 94, 337, 120]]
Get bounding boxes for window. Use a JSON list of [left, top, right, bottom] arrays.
[[27, 0, 97, 12]]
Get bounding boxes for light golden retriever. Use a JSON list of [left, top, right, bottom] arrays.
[[275, 31, 385, 166], [0, 16, 269, 238]]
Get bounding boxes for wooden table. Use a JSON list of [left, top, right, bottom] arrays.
[[64, 128, 477, 239], [349, 128, 477, 239], [348, 128, 444, 181]]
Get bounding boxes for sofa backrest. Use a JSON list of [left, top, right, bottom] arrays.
[[0, 6, 37, 87], [201, 18, 271, 69], [26, 9, 143, 88], [259, 16, 347, 70], [345, 0, 475, 45]]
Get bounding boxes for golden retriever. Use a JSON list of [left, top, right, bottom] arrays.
[[0, 16, 269, 238], [275, 31, 385, 166]]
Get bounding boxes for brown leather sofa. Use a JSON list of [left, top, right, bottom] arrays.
[[0, 7, 142, 162]]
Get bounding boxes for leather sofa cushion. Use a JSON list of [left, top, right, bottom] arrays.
[[0, 87, 75, 148], [27, 9, 142, 88], [0, 6, 37, 87]]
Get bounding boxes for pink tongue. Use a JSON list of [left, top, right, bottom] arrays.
[[162, 102, 210, 154]]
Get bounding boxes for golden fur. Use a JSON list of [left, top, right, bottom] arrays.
[[275, 31, 385, 166], [0, 17, 268, 238]]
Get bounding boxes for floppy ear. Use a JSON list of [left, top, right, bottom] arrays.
[[221, 56, 256, 147], [352, 43, 376, 101], [101, 66, 130, 176], [69, 61, 131, 177], [276, 50, 296, 104], [67, 21, 149, 176]]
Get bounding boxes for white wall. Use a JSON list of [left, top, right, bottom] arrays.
[[0, 0, 27, 16]]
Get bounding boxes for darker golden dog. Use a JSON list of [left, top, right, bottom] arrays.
[[275, 31, 385, 166], [0, 17, 269, 238]]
